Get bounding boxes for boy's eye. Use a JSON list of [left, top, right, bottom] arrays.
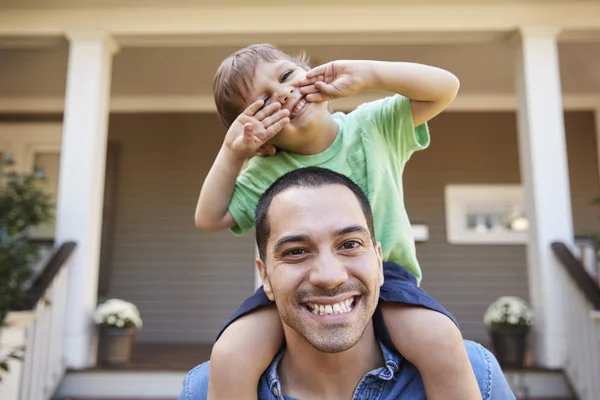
[[258, 96, 271, 110], [281, 70, 293, 82]]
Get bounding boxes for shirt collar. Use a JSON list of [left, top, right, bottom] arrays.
[[266, 341, 402, 399]]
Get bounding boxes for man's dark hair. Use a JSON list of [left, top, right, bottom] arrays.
[[255, 167, 375, 261]]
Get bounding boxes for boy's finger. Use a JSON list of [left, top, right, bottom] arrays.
[[242, 123, 254, 139], [300, 84, 320, 95], [258, 106, 288, 123], [297, 75, 321, 87], [306, 93, 328, 102], [243, 99, 265, 116], [314, 81, 338, 96], [254, 101, 281, 121], [261, 109, 290, 129], [306, 64, 327, 78], [265, 118, 290, 139], [257, 144, 277, 157]]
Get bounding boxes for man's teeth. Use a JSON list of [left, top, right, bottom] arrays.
[[307, 298, 355, 316], [290, 99, 307, 119]]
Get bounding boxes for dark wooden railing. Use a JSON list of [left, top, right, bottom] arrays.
[[551, 241, 600, 310], [551, 241, 600, 399], [20, 241, 77, 310]]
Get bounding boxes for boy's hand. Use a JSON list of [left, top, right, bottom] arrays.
[[224, 100, 289, 160], [300, 60, 370, 102]]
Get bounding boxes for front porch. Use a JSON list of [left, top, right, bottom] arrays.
[[1, 1, 600, 399]]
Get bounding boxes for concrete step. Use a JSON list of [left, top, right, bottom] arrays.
[[55, 367, 576, 399], [504, 367, 575, 400], [55, 370, 187, 399]]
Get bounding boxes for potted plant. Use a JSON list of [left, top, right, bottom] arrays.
[[0, 159, 53, 382], [484, 296, 534, 368], [94, 298, 143, 366]]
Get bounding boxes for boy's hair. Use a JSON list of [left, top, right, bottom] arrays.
[[255, 167, 376, 262], [213, 44, 311, 128]]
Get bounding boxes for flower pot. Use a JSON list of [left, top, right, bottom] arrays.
[[98, 327, 137, 366], [489, 327, 528, 368]]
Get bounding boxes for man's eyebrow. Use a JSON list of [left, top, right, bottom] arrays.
[[273, 234, 310, 254], [334, 225, 370, 237]]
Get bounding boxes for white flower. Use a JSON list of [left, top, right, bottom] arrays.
[[94, 298, 143, 329], [483, 296, 534, 328]]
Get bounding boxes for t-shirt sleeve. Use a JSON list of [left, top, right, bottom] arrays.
[[228, 166, 263, 236], [355, 94, 430, 167], [228, 156, 279, 236]]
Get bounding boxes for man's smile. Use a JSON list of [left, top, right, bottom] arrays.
[[304, 296, 357, 316]]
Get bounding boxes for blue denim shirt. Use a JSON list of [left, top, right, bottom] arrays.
[[179, 340, 515, 400]]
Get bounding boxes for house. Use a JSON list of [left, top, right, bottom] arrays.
[[0, 0, 599, 399]]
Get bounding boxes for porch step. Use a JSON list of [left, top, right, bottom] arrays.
[[54, 370, 188, 399], [504, 366, 575, 400], [54, 368, 575, 399]]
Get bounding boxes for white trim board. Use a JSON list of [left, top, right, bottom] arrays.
[[2, 3, 600, 37], [444, 184, 527, 245], [1, 93, 599, 114]]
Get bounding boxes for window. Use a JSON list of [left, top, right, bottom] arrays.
[[445, 184, 528, 244]]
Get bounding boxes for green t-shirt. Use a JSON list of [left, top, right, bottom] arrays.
[[228, 94, 430, 283]]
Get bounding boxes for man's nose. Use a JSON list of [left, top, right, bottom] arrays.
[[275, 86, 294, 104], [308, 252, 349, 290]]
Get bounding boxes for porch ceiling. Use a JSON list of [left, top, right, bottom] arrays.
[[0, 0, 585, 8], [1, 41, 600, 102]]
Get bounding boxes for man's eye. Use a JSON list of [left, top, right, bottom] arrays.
[[284, 248, 306, 256], [281, 70, 293, 82], [342, 241, 362, 250]]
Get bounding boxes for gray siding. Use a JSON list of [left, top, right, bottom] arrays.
[[106, 114, 255, 343], [406, 111, 599, 346]]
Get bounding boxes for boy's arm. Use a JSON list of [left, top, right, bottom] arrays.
[[301, 60, 459, 127], [363, 61, 459, 127], [194, 146, 243, 232], [194, 100, 290, 232]]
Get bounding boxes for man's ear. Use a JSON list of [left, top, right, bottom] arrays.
[[256, 258, 275, 301], [375, 241, 384, 287]]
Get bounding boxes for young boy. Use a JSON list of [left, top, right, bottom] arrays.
[[195, 44, 481, 400]]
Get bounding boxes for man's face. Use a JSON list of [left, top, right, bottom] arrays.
[[257, 184, 384, 353]]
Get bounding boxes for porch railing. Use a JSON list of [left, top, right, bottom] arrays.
[[0, 241, 77, 400], [551, 241, 600, 400]]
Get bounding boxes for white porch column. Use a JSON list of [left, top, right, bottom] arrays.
[[515, 26, 572, 368], [56, 31, 118, 369]]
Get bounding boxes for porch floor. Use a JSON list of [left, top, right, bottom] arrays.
[[95, 342, 213, 371]]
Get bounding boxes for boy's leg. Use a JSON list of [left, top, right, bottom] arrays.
[[381, 303, 482, 400], [208, 305, 283, 400]]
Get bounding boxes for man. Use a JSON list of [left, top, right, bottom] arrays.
[[180, 167, 515, 399]]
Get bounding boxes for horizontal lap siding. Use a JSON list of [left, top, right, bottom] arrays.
[[405, 111, 598, 346], [105, 114, 255, 343]]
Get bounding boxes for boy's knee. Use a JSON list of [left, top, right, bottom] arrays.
[[210, 333, 240, 366], [404, 307, 463, 347]]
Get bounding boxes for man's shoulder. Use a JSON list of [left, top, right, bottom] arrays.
[[179, 361, 209, 400]]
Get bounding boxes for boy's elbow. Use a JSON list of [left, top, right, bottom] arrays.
[[444, 72, 460, 103], [194, 215, 215, 232], [194, 215, 228, 233]]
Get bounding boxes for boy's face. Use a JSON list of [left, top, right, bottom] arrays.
[[246, 59, 331, 152]]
